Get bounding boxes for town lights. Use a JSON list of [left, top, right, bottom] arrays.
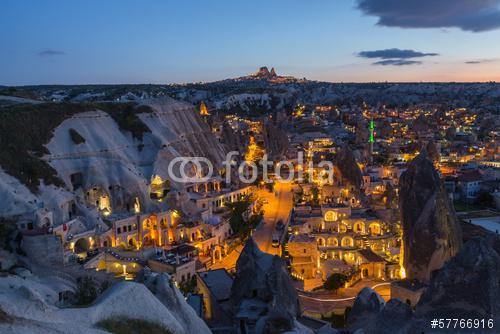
[[400, 266, 406, 279]]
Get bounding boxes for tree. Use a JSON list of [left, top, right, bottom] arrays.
[[179, 276, 196, 295], [324, 273, 348, 293], [226, 194, 259, 239], [265, 181, 275, 192], [310, 186, 320, 207]]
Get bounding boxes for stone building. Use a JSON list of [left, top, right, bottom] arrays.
[[287, 203, 400, 285], [287, 234, 320, 280]]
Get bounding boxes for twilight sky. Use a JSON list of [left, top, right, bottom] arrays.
[[1, 0, 500, 85]]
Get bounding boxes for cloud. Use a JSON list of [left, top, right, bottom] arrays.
[[373, 59, 422, 66], [464, 58, 498, 64], [358, 48, 438, 59], [356, 0, 500, 32], [38, 49, 66, 57], [357, 48, 437, 66]]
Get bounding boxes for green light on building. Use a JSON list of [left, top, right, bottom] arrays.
[[368, 119, 375, 143]]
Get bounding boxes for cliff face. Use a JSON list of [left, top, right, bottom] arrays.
[[0, 97, 226, 224], [335, 146, 363, 190], [262, 120, 289, 160], [145, 273, 211, 334], [347, 236, 500, 333], [0, 276, 210, 334], [415, 237, 500, 323], [399, 153, 462, 282], [230, 238, 300, 330], [347, 288, 413, 334], [221, 120, 245, 153], [425, 140, 440, 162], [346, 287, 385, 331]]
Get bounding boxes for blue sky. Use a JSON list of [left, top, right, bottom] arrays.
[[1, 0, 500, 85]]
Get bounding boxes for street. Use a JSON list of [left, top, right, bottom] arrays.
[[207, 181, 295, 271], [205, 180, 393, 316], [252, 180, 295, 255]]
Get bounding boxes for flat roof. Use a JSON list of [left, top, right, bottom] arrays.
[[289, 234, 316, 243], [170, 244, 197, 255], [198, 269, 233, 302], [457, 210, 500, 220]]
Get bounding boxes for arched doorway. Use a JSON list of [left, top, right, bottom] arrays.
[[327, 237, 338, 247], [213, 248, 222, 262], [128, 237, 137, 248], [353, 221, 364, 233], [317, 237, 326, 247], [341, 236, 354, 247], [102, 236, 112, 248], [369, 223, 381, 236]]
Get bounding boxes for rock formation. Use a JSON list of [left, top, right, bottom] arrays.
[[346, 236, 500, 333], [371, 299, 413, 334], [346, 287, 385, 331], [0, 275, 210, 334], [399, 152, 462, 282], [348, 292, 413, 334], [221, 119, 245, 153], [383, 182, 398, 209], [425, 140, 440, 163], [262, 120, 289, 160], [253, 66, 278, 79], [145, 273, 211, 334], [335, 146, 363, 191], [415, 237, 500, 325], [231, 238, 300, 332], [354, 116, 369, 145], [0, 97, 227, 225]]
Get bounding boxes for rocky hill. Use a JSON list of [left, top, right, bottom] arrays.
[[0, 97, 226, 224], [0, 274, 210, 334], [230, 238, 303, 333], [4, 75, 500, 119], [347, 235, 500, 333], [399, 152, 462, 282], [415, 236, 500, 324]]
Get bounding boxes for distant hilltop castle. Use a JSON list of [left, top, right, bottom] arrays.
[[245, 66, 304, 83], [253, 66, 278, 79]]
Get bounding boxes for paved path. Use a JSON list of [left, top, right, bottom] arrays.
[[206, 181, 295, 270], [299, 279, 392, 314], [252, 181, 295, 255]]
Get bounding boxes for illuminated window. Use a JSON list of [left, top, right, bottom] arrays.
[[324, 210, 337, 222]]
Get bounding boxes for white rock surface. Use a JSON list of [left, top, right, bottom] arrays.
[[0, 274, 211, 334], [0, 97, 226, 227]]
